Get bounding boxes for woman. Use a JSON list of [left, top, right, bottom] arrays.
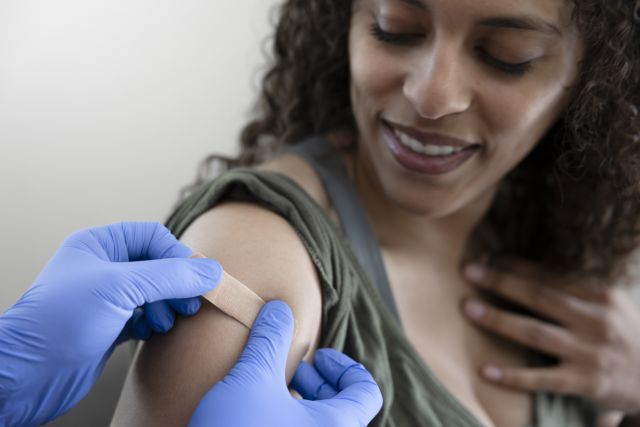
[[111, 0, 640, 425]]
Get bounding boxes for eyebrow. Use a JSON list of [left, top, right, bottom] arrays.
[[397, 0, 427, 9], [393, 0, 562, 36], [479, 16, 562, 36]]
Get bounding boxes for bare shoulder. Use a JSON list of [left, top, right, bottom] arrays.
[[257, 131, 357, 222], [257, 152, 330, 210], [181, 200, 323, 307], [110, 198, 323, 426]]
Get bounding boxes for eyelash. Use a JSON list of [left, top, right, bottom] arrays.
[[368, 22, 533, 77]]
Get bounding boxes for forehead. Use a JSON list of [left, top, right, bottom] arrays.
[[373, 0, 574, 29]]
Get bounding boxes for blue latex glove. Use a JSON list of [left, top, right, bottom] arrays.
[[0, 222, 221, 427], [189, 300, 383, 427]]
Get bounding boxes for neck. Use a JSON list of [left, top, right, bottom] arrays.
[[346, 144, 495, 266]]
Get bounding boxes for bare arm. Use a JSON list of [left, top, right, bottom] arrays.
[[110, 202, 323, 426]]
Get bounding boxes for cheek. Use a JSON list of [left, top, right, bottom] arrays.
[[349, 34, 401, 125], [481, 79, 571, 166]]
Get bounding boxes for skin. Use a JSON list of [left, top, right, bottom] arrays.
[[111, 0, 638, 426], [343, 0, 589, 425], [348, 0, 583, 260], [110, 203, 323, 426], [346, 0, 639, 425], [460, 260, 640, 426]]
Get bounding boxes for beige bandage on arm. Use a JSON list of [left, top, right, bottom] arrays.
[[193, 255, 310, 366], [202, 270, 266, 329]]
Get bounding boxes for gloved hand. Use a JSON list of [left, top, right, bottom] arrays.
[[0, 222, 221, 427], [189, 300, 383, 427]]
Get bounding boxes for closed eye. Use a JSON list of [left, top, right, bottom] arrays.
[[369, 22, 534, 77], [369, 22, 424, 45], [475, 48, 533, 76]]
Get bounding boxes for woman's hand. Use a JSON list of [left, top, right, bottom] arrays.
[[459, 260, 640, 416]]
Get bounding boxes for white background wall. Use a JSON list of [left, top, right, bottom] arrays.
[[0, 1, 280, 424], [0, 0, 279, 312], [3, 2, 640, 426]]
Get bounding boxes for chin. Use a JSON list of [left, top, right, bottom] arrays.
[[383, 182, 462, 218]]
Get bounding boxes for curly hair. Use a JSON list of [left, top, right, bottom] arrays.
[[193, 0, 640, 283]]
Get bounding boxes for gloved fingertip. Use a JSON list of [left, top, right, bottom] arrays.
[[185, 298, 202, 315], [313, 348, 333, 364], [291, 361, 326, 400], [314, 348, 351, 363], [162, 315, 175, 332], [295, 359, 312, 372], [149, 312, 175, 333], [255, 300, 294, 331], [190, 258, 223, 288], [291, 360, 312, 387], [234, 300, 295, 379], [313, 348, 361, 389], [168, 297, 202, 316]]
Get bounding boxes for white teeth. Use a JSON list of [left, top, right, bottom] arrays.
[[393, 128, 464, 156], [409, 139, 423, 153]]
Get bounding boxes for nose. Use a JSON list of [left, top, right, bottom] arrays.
[[402, 45, 472, 120]]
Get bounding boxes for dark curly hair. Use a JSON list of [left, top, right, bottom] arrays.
[[193, 0, 640, 283]]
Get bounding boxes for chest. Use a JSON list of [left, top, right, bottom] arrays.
[[382, 251, 533, 427]]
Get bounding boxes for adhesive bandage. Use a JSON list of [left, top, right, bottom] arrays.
[[200, 264, 311, 366], [202, 270, 266, 329]]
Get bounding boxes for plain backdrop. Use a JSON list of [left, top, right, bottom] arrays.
[[0, 0, 280, 425], [4, 2, 640, 427], [0, 0, 280, 309]]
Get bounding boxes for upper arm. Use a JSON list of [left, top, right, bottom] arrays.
[[111, 202, 323, 426]]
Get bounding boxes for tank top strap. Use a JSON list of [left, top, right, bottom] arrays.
[[287, 137, 403, 325]]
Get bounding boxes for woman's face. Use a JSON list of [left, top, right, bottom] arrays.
[[349, 0, 583, 218]]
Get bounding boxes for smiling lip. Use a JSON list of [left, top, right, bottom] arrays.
[[382, 120, 480, 175], [384, 119, 478, 148]]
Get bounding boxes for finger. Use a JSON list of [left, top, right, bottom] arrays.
[[113, 256, 222, 308], [479, 364, 588, 396], [486, 256, 613, 303], [79, 222, 191, 262], [130, 309, 153, 340], [462, 298, 590, 359], [114, 307, 154, 345], [313, 349, 373, 392], [167, 297, 202, 316], [291, 361, 338, 400], [500, 257, 611, 298], [115, 308, 142, 345], [119, 222, 193, 261], [314, 349, 383, 424], [463, 262, 599, 327], [142, 300, 176, 333], [226, 300, 294, 385]]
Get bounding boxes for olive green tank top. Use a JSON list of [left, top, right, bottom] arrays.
[[165, 154, 595, 426]]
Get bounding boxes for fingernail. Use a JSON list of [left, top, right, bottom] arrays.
[[464, 263, 487, 284], [464, 299, 486, 319], [482, 365, 503, 381]]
